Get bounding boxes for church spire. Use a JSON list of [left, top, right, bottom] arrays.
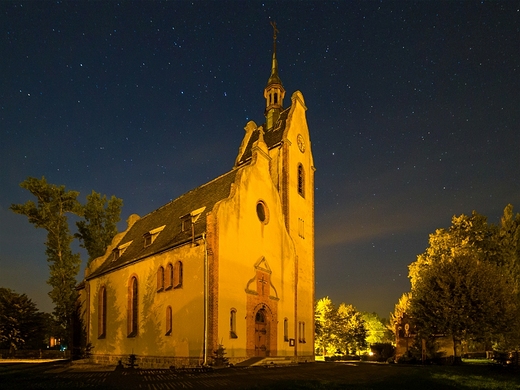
[[264, 21, 285, 130]]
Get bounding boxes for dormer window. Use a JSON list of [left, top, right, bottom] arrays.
[[180, 207, 206, 232], [181, 218, 191, 232], [112, 241, 132, 261], [143, 225, 166, 248]]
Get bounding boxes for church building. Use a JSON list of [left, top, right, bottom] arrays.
[[80, 28, 315, 368]]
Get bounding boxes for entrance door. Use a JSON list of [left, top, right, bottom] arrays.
[[254, 309, 268, 357]]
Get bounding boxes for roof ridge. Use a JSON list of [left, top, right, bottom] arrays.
[[138, 169, 237, 220]]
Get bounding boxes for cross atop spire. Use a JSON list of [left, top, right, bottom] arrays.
[[271, 21, 279, 59]]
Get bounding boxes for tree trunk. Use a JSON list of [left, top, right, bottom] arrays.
[[452, 335, 462, 365]]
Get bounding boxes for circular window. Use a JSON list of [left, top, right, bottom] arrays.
[[256, 201, 269, 224]]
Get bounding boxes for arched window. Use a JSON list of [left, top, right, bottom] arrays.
[[128, 276, 138, 337], [230, 308, 237, 339], [165, 306, 172, 336], [174, 261, 183, 288], [297, 164, 305, 198], [298, 321, 306, 343], [166, 263, 173, 289], [283, 318, 289, 342], [98, 286, 107, 338], [157, 266, 164, 292]]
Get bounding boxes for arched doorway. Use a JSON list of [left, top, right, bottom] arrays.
[[255, 309, 269, 356]]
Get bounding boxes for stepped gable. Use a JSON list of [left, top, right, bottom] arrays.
[[88, 169, 238, 278], [235, 107, 289, 167]]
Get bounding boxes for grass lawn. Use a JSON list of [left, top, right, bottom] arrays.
[[253, 361, 520, 390]]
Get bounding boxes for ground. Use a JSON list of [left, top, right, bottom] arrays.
[[0, 359, 519, 389]]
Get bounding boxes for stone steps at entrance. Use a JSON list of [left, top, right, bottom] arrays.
[[251, 357, 296, 367], [234, 357, 265, 367]]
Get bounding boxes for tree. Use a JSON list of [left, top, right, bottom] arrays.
[[337, 303, 367, 354], [410, 254, 517, 361], [315, 297, 367, 355], [495, 204, 520, 350], [408, 207, 520, 358], [10, 177, 81, 345], [389, 292, 412, 336], [409, 211, 499, 289], [497, 204, 520, 279], [0, 288, 45, 356], [362, 312, 393, 345], [315, 297, 338, 356], [75, 191, 123, 266]]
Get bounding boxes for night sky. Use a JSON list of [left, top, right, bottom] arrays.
[[1, 1, 519, 319]]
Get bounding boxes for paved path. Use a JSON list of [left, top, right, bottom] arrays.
[[0, 360, 391, 389]]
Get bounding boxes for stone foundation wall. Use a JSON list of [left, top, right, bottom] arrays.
[[294, 355, 314, 363], [90, 354, 203, 369], [90, 353, 313, 368]]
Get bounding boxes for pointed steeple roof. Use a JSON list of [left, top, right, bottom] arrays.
[[264, 21, 285, 130], [266, 21, 283, 88]]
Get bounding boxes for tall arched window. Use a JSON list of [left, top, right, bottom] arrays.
[[98, 286, 107, 338], [128, 276, 138, 337], [230, 308, 237, 338], [297, 164, 305, 198], [298, 321, 306, 343], [166, 263, 173, 289], [283, 318, 289, 342], [165, 306, 172, 336], [157, 266, 164, 291], [174, 261, 183, 288]]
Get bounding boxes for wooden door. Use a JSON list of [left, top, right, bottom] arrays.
[[255, 309, 268, 357]]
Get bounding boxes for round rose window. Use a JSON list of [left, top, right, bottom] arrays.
[[256, 201, 269, 224]]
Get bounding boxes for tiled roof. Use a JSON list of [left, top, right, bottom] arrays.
[[88, 169, 238, 279], [235, 107, 289, 166]]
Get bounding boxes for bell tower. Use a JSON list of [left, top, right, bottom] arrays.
[[264, 21, 286, 130]]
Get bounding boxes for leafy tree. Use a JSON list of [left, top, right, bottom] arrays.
[[410, 254, 517, 361], [497, 204, 520, 279], [315, 297, 367, 355], [0, 288, 45, 356], [408, 206, 520, 357], [315, 297, 337, 355], [409, 211, 499, 289], [75, 191, 123, 266], [362, 312, 393, 345], [495, 205, 520, 350], [337, 303, 367, 354], [10, 177, 81, 345], [389, 292, 411, 337]]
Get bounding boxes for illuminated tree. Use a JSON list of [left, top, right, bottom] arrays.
[[10, 177, 81, 345], [408, 206, 520, 357], [337, 303, 367, 354], [410, 254, 517, 361], [11, 177, 123, 350], [409, 211, 499, 290], [315, 297, 337, 355], [362, 312, 393, 345], [75, 191, 123, 266], [389, 292, 412, 336], [495, 204, 520, 350], [315, 297, 367, 355]]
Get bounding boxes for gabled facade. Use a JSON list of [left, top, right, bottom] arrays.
[[80, 33, 315, 368]]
